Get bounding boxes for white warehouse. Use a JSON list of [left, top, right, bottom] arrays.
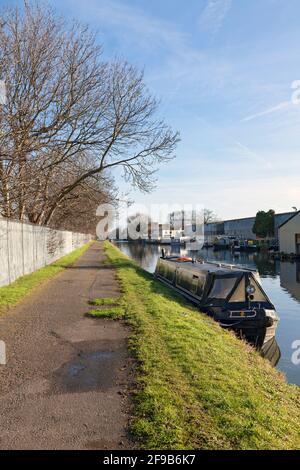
[[279, 211, 300, 255]]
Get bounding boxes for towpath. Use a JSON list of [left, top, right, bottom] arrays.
[[0, 242, 132, 449]]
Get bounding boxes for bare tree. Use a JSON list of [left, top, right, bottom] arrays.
[[50, 173, 117, 234], [204, 208, 219, 224], [0, 1, 179, 228]]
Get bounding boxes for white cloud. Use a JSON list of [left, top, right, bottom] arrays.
[[63, 0, 233, 104], [67, 0, 186, 51], [241, 100, 292, 122], [199, 0, 232, 35]]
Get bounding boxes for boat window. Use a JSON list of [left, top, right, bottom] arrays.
[[196, 273, 207, 297], [208, 277, 237, 299], [176, 268, 195, 292], [229, 277, 245, 302], [176, 268, 204, 297]]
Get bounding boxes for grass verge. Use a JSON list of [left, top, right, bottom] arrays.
[[104, 240, 300, 450], [89, 297, 121, 306], [88, 296, 123, 318], [88, 306, 124, 319], [0, 241, 94, 313]]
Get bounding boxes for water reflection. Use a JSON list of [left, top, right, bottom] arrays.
[[280, 262, 300, 303], [114, 241, 300, 386]]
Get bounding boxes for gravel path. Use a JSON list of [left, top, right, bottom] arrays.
[[0, 242, 133, 449]]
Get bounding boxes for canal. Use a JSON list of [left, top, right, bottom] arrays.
[[114, 241, 300, 386]]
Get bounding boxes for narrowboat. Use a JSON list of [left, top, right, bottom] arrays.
[[213, 237, 231, 251], [155, 254, 279, 350], [232, 239, 259, 252]]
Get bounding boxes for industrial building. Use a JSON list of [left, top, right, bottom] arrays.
[[205, 212, 295, 241]]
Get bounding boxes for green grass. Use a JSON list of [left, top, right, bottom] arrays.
[[0, 241, 94, 313], [103, 240, 300, 450], [89, 297, 121, 306], [88, 306, 124, 319], [88, 296, 123, 318]]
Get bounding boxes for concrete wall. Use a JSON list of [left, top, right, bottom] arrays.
[[0, 218, 91, 287], [279, 212, 300, 254]]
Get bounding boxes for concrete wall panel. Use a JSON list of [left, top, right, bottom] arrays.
[[7, 220, 24, 282], [0, 217, 91, 287], [0, 219, 9, 286]]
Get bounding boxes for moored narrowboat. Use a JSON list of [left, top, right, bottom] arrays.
[[232, 239, 259, 252], [213, 236, 231, 251], [155, 254, 279, 351]]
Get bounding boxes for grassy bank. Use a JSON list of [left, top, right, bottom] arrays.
[[0, 241, 93, 313], [104, 241, 300, 450]]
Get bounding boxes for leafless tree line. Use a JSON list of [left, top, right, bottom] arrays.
[[0, 1, 179, 233]]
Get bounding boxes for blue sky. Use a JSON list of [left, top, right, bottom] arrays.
[[2, 0, 300, 219]]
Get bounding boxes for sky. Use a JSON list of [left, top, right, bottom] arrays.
[[2, 0, 300, 220]]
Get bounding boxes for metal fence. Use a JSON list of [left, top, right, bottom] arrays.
[[0, 218, 92, 287]]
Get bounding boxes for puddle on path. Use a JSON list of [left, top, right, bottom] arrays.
[[53, 349, 117, 393]]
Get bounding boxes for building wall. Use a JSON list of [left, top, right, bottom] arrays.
[[274, 212, 295, 238], [224, 217, 256, 238], [0, 218, 91, 287], [204, 222, 224, 236], [205, 212, 295, 241], [279, 212, 300, 254]]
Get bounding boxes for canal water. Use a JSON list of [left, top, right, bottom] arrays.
[[115, 241, 300, 386]]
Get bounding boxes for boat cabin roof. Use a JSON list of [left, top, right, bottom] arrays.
[[157, 256, 273, 308], [161, 257, 257, 276]]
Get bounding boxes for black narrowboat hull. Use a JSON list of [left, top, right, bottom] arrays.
[[155, 257, 280, 356], [156, 274, 277, 348]]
